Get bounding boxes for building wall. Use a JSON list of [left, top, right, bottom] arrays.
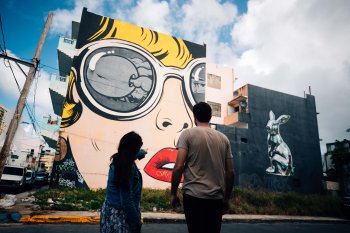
[[52, 9, 207, 189], [0, 104, 8, 135], [218, 84, 323, 193], [206, 63, 234, 124]]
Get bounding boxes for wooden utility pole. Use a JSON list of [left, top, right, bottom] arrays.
[[0, 13, 53, 180]]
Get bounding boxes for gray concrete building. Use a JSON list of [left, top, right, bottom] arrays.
[[217, 84, 323, 194]]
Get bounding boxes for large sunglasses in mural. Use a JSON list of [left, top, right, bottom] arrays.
[[74, 40, 206, 120]]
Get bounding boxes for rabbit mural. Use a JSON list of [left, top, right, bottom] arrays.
[[266, 111, 294, 176]]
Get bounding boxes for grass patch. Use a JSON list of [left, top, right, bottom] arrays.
[[34, 188, 342, 217], [230, 188, 342, 216], [34, 188, 106, 211]]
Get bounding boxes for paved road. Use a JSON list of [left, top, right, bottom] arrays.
[[1, 222, 350, 233]]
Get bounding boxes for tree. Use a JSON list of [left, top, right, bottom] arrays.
[[330, 140, 350, 185]]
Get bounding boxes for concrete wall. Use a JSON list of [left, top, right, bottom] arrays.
[[218, 84, 323, 194], [205, 63, 234, 124]]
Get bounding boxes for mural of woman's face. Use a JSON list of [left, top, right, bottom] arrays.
[[57, 11, 206, 189], [65, 42, 205, 188]]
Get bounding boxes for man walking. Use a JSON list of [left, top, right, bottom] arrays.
[[171, 102, 235, 233]]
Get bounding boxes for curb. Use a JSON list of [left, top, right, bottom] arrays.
[[16, 213, 350, 224], [20, 215, 100, 223]]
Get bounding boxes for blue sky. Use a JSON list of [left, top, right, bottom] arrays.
[[1, 0, 350, 152]]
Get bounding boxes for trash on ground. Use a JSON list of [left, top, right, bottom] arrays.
[[0, 194, 17, 207]]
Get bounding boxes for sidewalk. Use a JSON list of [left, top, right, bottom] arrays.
[[1, 189, 349, 224]]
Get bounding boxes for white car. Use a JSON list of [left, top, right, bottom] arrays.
[[0, 165, 27, 191], [25, 169, 35, 188]]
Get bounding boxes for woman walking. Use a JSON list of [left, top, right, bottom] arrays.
[[100, 131, 145, 233]]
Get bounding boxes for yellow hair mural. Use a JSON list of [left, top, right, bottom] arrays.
[[61, 71, 82, 128], [88, 17, 193, 68]]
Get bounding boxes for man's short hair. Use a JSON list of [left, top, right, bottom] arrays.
[[193, 102, 212, 123]]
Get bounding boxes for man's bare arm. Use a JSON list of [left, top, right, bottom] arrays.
[[224, 157, 235, 200], [170, 148, 187, 207]]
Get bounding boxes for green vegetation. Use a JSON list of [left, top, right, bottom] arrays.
[[34, 188, 342, 216], [231, 188, 342, 216], [34, 188, 106, 211]]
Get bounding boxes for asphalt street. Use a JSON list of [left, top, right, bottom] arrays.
[[1, 222, 350, 233]]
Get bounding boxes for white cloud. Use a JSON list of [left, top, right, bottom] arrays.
[[128, 0, 172, 34], [51, 0, 105, 36], [177, 0, 238, 63], [179, 0, 237, 41], [232, 0, 350, 151], [107, 0, 172, 34]]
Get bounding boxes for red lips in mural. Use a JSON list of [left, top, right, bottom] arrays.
[[144, 148, 184, 182]]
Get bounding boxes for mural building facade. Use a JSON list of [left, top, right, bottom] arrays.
[[52, 9, 208, 189]]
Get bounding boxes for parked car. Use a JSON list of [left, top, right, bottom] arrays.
[[0, 165, 27, 191], [34, 171, 49, 185], [342, 196, 350, 218], [25, 169, 35, 188]]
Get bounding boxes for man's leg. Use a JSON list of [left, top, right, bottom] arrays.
[[183, 194, 206, 233], [204, 198, 223, 233]]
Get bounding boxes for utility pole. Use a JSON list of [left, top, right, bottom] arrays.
[[0, 13, 53, 180]]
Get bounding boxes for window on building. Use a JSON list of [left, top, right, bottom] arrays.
[[63, 38, 74, 44], [345, 142, 350, 152], [207, 101, 221, 117], [207, 74, 221, 89], [241, 138, 248, 143]]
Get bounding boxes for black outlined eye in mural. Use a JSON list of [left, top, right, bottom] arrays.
[[266, 110, 294, 176]]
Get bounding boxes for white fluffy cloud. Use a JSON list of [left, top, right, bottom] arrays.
[[176, 0, 237, 62], [128, 0, 172, 34], [51, 0, 105, 36], [232, 0, 350, 151]]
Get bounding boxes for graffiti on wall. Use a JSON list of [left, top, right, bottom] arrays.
[[51, 137, 88, 188], [264, 174, 293, 192], [266, 111, 294, 176], [52, 9, 206, 189]]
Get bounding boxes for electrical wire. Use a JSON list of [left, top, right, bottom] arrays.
[[4, 58, 41, 134], [39, 63, 59, 71]]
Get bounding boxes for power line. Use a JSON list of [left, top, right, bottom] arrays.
[[4, 58, 40, 133], [39, 63, 59, 71], [2, 58, 51, 134]]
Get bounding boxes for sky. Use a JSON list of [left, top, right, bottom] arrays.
[[0, 0, 349, 153]]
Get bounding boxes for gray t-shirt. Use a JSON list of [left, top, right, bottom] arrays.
[[176, 126, 233, 199]]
